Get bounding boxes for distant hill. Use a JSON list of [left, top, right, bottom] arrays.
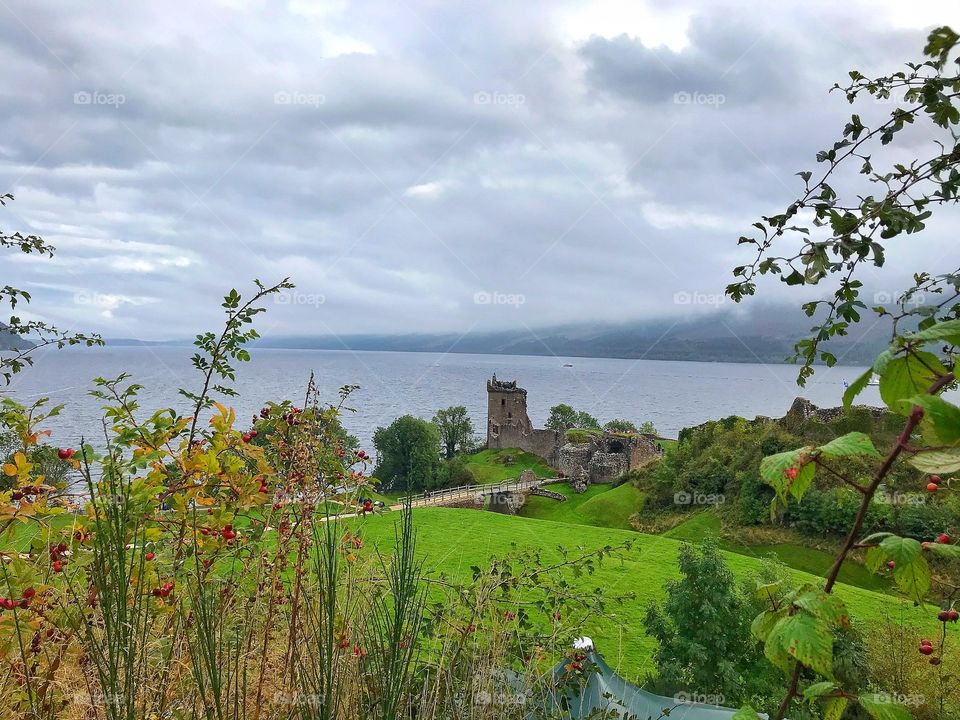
[[249, 306, 892, 366], [0, 322, 33, 352]]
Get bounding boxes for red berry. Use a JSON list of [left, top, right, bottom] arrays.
[[249, 430, 258, 438], [927, 482, 939, 492], [920, 639, 933, 647], [937, 534, 951, 544], [948, 609, 959, 622], [886, 560, 896, 569], [785, 467, 798, 480], [22, 588, 35, 600], [152, 588, 162, 597], [242, 433, 252, 443], [931, 475, 942, 483], [919, 644, 934, 655], [145, 552, 155, 561], [938, 610, 950, 622], [52, 561, 63, 573], [57, 448, 75, 460]]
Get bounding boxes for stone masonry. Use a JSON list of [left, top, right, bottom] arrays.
[[486, 375, 662, 486]]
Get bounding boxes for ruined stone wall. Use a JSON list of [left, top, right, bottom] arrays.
[[588, 452, 629, 483]]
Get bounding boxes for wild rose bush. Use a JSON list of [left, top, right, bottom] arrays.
[[0, 282, 627, 720]]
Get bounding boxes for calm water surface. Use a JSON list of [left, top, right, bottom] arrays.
[[4, 346, 885, 454]]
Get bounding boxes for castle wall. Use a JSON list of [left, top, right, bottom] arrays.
[[485, 375, 659, 482]]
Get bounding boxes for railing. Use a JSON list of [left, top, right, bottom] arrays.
[[402, 476, 545, 508]]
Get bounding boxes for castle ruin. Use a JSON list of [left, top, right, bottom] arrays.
[[486, 375, 662, 485]]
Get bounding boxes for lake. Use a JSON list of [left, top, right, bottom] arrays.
[[3, 346, 883, 453]]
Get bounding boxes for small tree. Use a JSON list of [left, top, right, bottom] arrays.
[[373, 415, 442, 491], [639, 420, 658, 435], [431, 405, 475, 459], [546, 404, 600, 431], [644, 538, 761, 704], [604, 418, 637, 434]]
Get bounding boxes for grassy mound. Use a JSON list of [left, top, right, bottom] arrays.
[[463, 447, 554, 484], [356, 508, 951, 683], [520, 482, 644, 531]]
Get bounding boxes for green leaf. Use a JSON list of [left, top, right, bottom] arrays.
[[859, 693, 914, 720], [878, 535, 922, 566], [903, 318, 960, 345], [892, 554, 931, 603], [909, 448, 960, 474], [731, 707, 762, 720], [865, 546, 886, 573], [843, 368, 874, 407], [879, 352, 948, 415], [760, 447, 816, 502], [818, 432, 881, 459], [925, 542, 960, 559], [824, 696, 848, 720], [900, 395, 960, 443], [791, 586, 849, 626], [751, 609, 782, 643], [766, 611, 833, 676], [804, 681, 838, 700]]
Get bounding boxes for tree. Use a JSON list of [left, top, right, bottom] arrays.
[[373, 415, 441, 491], [639, 420, 658, 435], [603, 418, 636, 434], [1, 194, 103, 383], [725, 27, 960, 720], [431, 405, 474, 459], [546, 404, 600, 432], [643, 538, 764, 705]]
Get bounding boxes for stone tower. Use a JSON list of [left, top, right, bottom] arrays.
[[486, 374, 533, 447]]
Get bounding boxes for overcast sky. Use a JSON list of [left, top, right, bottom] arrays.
[[3, 0, 959, 340]]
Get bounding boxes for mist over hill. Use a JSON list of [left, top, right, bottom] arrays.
[[245, 303, 894, 365], [0, 323, 33, 352]]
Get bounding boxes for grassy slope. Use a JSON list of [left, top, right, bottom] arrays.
[[357, 507, 950, 684], [520, 482, 645, 531], [664, 511, 889, 593], [463, 448, 555, 484]]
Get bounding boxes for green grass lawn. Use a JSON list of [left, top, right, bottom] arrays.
[[463, 447, 555, 484], [355, 507, 950, 683], [520, 482, 644, 531]]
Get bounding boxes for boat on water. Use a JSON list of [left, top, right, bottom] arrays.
[[562, 363, 573, 367], [867, 374, 880, 386]]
